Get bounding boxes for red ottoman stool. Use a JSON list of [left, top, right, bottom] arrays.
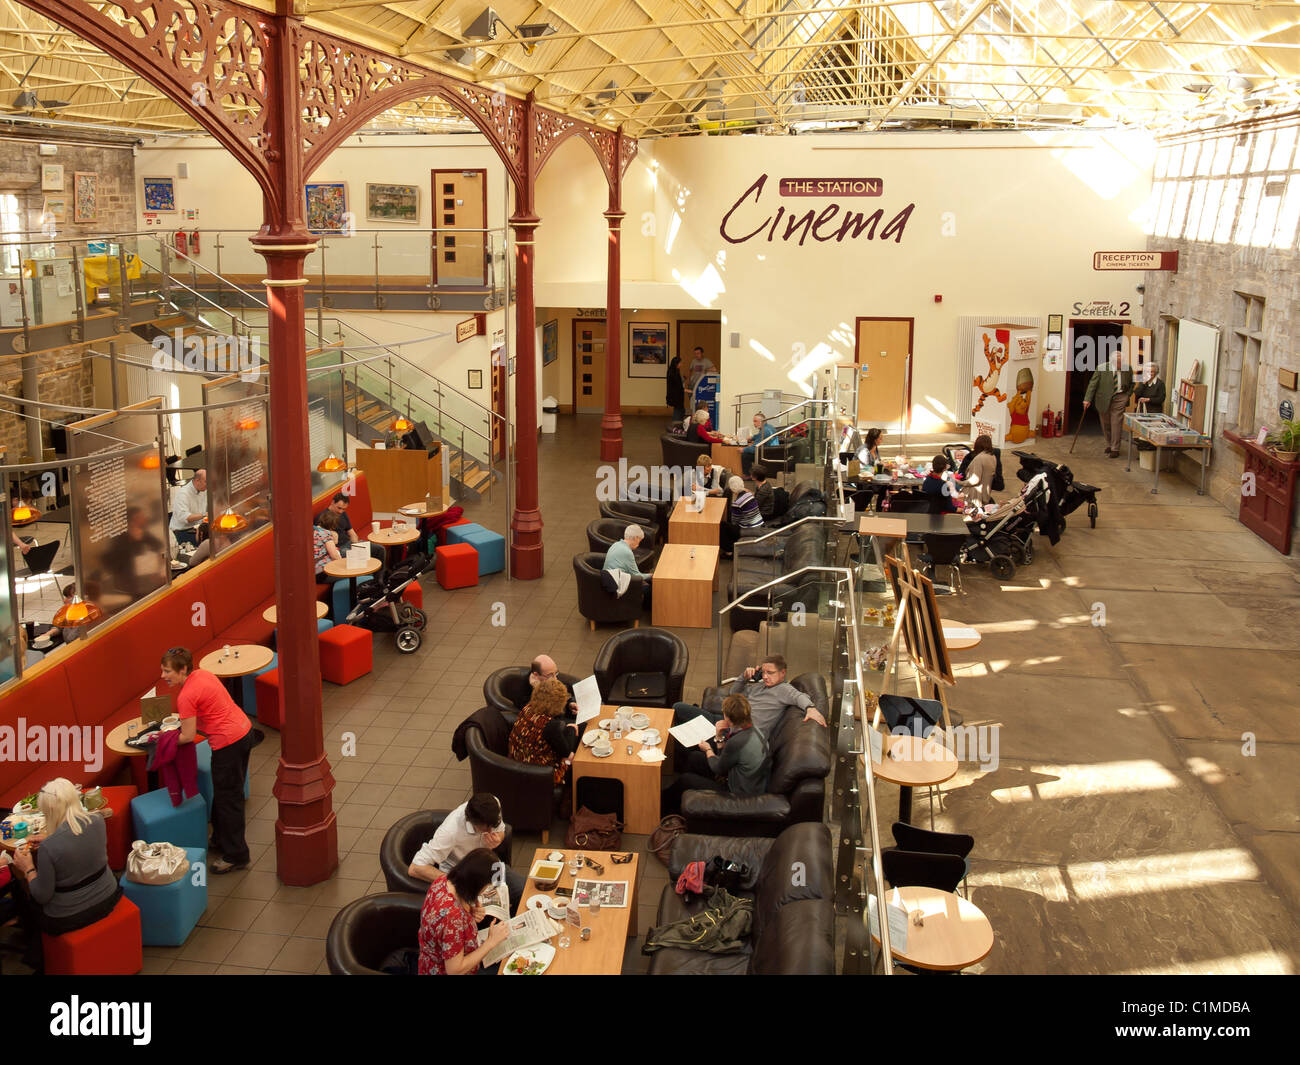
[[100, 785, 139, 872], [42, 896, 143, 975], [401, 582, 424, 609], [435, 543, 479, 589], [437, 518, 473, 546], [255, 667, 283, 729], [319, 624, 373, 685]]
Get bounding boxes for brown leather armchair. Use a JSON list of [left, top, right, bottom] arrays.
[[592, 627, 689, 707], [463, 708, 560, 841], [573, 552, 645, 631], [326, 892, 424, 975], [482, 666, 580, 718], [379, 809, 514, 894]]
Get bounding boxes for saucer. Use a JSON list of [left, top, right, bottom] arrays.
[[598, 718, 613, 730], [629, 713, 651, 729], [582, 729, 609, 747], [591, 747, 614, 758]]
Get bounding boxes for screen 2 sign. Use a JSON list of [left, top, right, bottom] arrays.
[[1093, 251, 1179, 271]]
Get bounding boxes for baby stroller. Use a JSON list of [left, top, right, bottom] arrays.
[[1013, 451, 1100, 530], [344, 552, 430, 653], [960, 471, 1051, 579]]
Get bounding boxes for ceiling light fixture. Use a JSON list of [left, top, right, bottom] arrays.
[[216, 507, 248, 532], [463, 8, 500, 40], [10, 499, 40, 526], [517, 22, 556, 54], [316, 452, 347, 473], [53, 594, 102, 629]]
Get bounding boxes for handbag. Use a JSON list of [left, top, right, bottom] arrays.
[[565, 806, 622, 850], [125, 840, 190, 885], [622, 673, 666, 701], [703, 855, 752, 894], [649, 814, 686, 865]]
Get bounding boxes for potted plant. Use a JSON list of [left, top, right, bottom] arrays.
[[1267, 419, 1300, 463]]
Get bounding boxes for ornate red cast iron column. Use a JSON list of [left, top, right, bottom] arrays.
[[254, 5, 337, 884], [599, 130, 626, 463]]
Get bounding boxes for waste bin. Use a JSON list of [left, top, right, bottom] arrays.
[[542, 396, 558, 434]]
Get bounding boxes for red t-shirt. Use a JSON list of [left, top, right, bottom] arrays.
[[177, 669, 251, 751], [418, 878, 479, 976]]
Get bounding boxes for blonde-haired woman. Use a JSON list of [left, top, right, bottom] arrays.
[[508, 677, 580, 784], [9, 777, 120, 972]]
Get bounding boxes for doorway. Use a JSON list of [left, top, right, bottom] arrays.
[[573, 319, 607, 415], [491, 357, 507, 461], [431, 169, 487, 287], [1065, 319, 1127, 436], [854, 317, 913, 428]]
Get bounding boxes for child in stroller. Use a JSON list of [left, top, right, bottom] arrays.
[[344, 552, 430, 653], [960, 471, 1051, 579], [1013, 451, 1101, 529]]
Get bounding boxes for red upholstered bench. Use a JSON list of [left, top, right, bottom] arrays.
[[42, 895, 143, 975], [100, 785, 140, 872], [318, 624, 373, 685], [255, 667, 283, 730], [435, 544, 478, 589]]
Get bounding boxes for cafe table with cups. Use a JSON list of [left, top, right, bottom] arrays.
[[572, 705, 672, 835]]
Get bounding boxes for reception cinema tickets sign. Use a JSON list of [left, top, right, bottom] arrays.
[[1093, 251, 1179, 271]]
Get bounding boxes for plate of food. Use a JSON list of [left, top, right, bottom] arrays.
[[503, 944, 556, 976], [581, 729, 609, 747], [526, 894, 552, 912]]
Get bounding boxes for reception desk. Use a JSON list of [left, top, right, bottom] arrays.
[[354, 446, 444, 513]]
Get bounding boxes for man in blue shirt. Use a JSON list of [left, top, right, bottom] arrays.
[[741, 413, 777, 476], [922, 455, 959, 514]]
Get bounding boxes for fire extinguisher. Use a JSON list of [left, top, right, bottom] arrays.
[[190, 230, 201, 255], [174, 229, 188, 257], [1042, 406, 1054, 438], [1055, 410, 1064, 437]]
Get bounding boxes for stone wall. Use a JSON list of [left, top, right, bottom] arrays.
[[1142, 120, 1300, 553], [1, 131, 136, 463]]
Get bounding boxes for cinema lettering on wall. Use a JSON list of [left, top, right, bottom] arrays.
[[971, 325, 1041, 448], [720, 174, 913, 245]]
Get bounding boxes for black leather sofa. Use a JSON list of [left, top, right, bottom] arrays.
[[727, 517, 828, 631], [597, 500, 663, 544], [593, 627, 689, 707], [378, 809, 515, 894], [680, 713, 831, 837], [661, 432, 711, 468], [573, 552, 645, 630], [326, 892, 424, 975], [645, 822, 835, 975]]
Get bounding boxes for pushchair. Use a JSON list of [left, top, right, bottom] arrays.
[[959, 471, 1051, 579], [344, 552, 430, 653], [1012, 451, 1100, 529]]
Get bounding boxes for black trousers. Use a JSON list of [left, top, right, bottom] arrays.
[[211, 731, 253, 864]]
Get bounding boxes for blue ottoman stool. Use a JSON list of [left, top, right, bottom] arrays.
[[129, 789, 208, 852], [241, 653, 278, 715], [331, 575, 376, 622], [446, 523, 505, 576], [120, 845, 208, 946]]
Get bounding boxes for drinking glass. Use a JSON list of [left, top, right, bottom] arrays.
[[589, 893, 601, 920], [557, 932, 571, 949]]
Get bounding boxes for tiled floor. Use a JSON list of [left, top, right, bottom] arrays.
[[12, 415, 1300, 975]]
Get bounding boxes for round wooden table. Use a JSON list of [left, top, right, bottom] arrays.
[[870, 886, 993, 971], [942, 623, 982, 651], [868, 733, 959, 824], [323, 556, 382, 615], [201, 644, 275, 678], [106, 718, 210, 792], [398, 500, 444, 519], [262, 601, 329, 624], [368, 524, 420, 568]]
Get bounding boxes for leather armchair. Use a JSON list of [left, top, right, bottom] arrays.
[[597, 501, 662, 544], [661, 432, 711, 468], [646, 822, 834, 975], [483, 666, 580, 717], [573, 552, 645, 630], [379, 809, 514, 894], [463, 708, 559, 839], [593, 627, 689, 707], [326, 892, 424, 975], [586, 519, 658, 568], [680, 714, 831, 837]]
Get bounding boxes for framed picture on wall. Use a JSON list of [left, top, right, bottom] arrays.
[[468, 369, 483, 389], [542, 319, 558, 366], [304, 181, 349, 234], [41, 197, 67, 224], [629, 323, 668, 378], [73, 172, 98, 223], [142, 177, 177, 213], [366, 182, 419, 224], [41, 163, 64, 191]]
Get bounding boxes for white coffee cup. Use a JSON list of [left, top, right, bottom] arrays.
[[549, 898, 569, 920], [593, 742, 612, 757], [161, 714, 181, 731]]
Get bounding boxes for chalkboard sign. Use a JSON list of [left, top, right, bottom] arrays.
[[1282, 399, 1294, 421]]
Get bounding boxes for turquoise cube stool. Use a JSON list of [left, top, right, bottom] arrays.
[[195, 742, 251, 813], [120, 845, 208, 946], [446, 523, 505, 576], [331, 575, 375, 623], [240, 652, 278, 715], [129, 789, 208, 852]]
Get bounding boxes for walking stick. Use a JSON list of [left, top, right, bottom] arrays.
[[1068, 406, 1087, 454]]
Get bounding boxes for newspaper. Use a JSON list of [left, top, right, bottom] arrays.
[[480, 908, 562, 967], [573, 675, 602, 725], [669, 716, 716, 748], [573, 879, 629, 908]]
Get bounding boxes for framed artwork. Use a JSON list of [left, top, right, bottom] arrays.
[[468, 368, 483, 389], [41, 197, 67, 223], [542, 319, 558, 366], [629, 322, 669, 378], [366, 182, 419, 223], [1047, 314, 1064, 333], [142, 177, 177, 213], [40, 163, 63, 191], [304, 181, 349, 234], [73, 172, 98, 222]]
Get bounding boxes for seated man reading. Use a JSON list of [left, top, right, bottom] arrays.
[[408, 793, 524, 913]]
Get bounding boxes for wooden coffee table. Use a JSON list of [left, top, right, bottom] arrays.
[[870, 886, 993, 971], [368, 524, 420, 567], [262, 601, 329, 625], [867, 733, 959, 825], [323, 555, 381, 610], [669, 497, 727, 547], [652, 544, 718, 628], [509, 847, 639, 976], [571, 705, 673, 834]]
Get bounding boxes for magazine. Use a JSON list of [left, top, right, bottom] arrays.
[[573, 879, 629, 908]]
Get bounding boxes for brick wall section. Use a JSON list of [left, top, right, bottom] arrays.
[[1, 133, 136, 463]]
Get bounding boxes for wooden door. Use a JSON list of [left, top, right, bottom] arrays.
[[573, 319, 606, 414], [491, 358, 507, 461], [676, 320, 721, 379], [432, 169, 486, 286], [855, 318, 913, 427]]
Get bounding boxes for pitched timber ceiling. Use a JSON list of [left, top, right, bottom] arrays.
[[1, 1, 1298, 141]]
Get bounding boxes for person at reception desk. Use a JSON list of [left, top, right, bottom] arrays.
[[313, 509, 344, 576], [603, 524, 652, 607], [160, 647, 253, 874], [169, 468, 207, 547]]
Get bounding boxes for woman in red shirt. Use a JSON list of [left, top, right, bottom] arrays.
[[418, 849, 509, 975], [159, 647, 253, 874]]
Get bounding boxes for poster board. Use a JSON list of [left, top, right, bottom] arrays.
[[204, 374, 271, 555], [970, 323, 1040, 448]]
